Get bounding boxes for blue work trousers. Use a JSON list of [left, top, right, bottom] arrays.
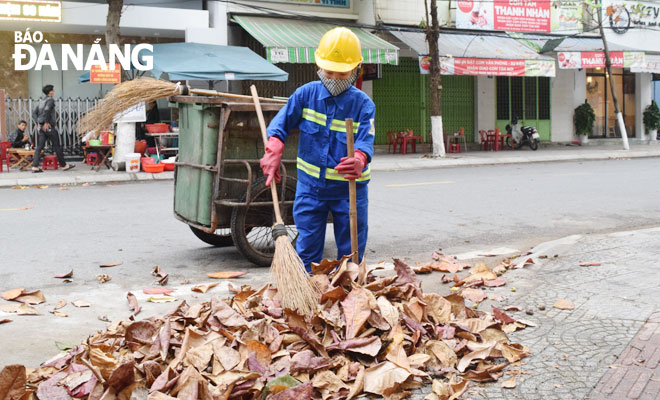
[[293, 193, 368, 271]]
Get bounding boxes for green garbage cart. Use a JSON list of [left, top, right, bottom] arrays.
[[168, 95, 299, 266]]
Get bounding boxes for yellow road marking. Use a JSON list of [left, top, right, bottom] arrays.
[[385, 181, 454, 188]]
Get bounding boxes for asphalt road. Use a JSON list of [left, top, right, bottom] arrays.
[[1, 157, 660, 367]]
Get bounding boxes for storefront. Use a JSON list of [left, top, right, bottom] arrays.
[[585, 68, 636, 138]]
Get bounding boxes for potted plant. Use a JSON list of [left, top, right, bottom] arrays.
[[643, 100, 660, 141], [574, 100, 595, 145]]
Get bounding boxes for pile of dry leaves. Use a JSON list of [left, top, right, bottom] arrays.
[[0, 256, 531, 400]]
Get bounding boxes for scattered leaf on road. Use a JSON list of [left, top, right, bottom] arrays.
[[55, 300, 67, 309], [54, 270, 73, 279], [0, 364, 26, 400], [207, 271, 247, 279], [11, 186, 29, 189], [152, 266, 169, 285], [461, 288, 487, 303], [147, 296, 178, 303], [14, 290, 46, 305], [17, 304, 39, 315], [191, 283, 219, 293], [72, 301, 91, 308], [553, 299, 575, 310], [0, 319, 11, 324], [100, 262, 122, 268], [50, 311, 68, 317], [127, 292, 141, 315], [96, 274, 111, 283], [33, 185, 48, 189], [579, 262, 601, 267], [143, 288, 175, 295], [501, 376, 517, 388], [1, 288, 25, 301], [0, 206, 34, 211]]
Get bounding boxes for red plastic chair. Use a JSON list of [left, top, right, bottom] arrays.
[[0, 142, 11, 172], [386, 131, 402, 154], [42, 155, 59, 170], [478, 130, 491, 151]]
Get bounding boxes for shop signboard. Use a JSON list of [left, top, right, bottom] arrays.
[[90, 63, 121, 84], [631, 54, 660, 73], [557, 51, 645, 69], [419, 56, 555, 77], [253, 0, 349, 8], [602, 0, 660, 52], [456, 0, 582, 33], [0, 0, 61, 22]]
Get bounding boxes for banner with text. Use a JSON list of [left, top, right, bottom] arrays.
[[419, 56, 555, 77], [631, 54, 660, 73], [90, 64, 121, 84], [456, 0, 582, 33], [557, 52, 645, 69]]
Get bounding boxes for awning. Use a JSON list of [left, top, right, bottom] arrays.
[[392, 31, 555, 77], [144, 43, 288, 81], [392, 31, 553, 61], [233, 15, 398, 65], [79, 43, 289, 83]]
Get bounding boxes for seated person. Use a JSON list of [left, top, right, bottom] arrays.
[[136, 100, 159, 148], [8, 120, 30, 148]]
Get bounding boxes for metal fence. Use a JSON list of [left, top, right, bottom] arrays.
[[4, 97, 99, 157]]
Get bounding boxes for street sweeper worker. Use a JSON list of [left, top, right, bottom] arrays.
[[260, 27, 375, 271]]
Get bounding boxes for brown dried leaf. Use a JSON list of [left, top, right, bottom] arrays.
[[107, 361, 135, 392], [213, 343, 241, 371], [55, 299, 67, 310], [271, 382, 313, 400], [72, 301, 91, 307], [0, 319, 10, 324], [100, 262, 122, 268], [246, 340, 271, 367], [501, 376, 516, 388], [14, 290, 46, 305], [579, 262, 601, 267], [327, 336, 382, 357], [213, 298, 247, 327], [377, 296, 399, 328], [185, 343, 214, 371], [363, 361, 411, 396], [341, 287, 372, 339], [126, 321, 156, 345], [423, 293, 452, 324], [463, 264, 497, 283], [492, 306, 515, 324], [457, 344, 496, 372], [54, 270, 73, 279], [0, 364, 26, 400], [207, 271, 247, 279], [483, 278, 507, 287], [553, 299, 575, 310], [455, 318, 496, 334], [1, 288, 24, 301], [425, 340, 457, 368], [191, 283, 219, 293], [290, 350, 330, 373], [17, 304, 39, 315], [347, 365, 365, 400], [50, 311, 68, 317], [320, 286, 348, 304], [96, 274, 111, 284], [143, 288, 174, 295], [127, 292, 141, 315], [461, 288, 487, 303]]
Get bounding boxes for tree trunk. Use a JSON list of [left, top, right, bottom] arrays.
[[106, 0, 129, 82], [426, 0, 445, 157], [597, 1, 629, 150]]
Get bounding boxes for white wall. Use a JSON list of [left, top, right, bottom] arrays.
[[474, 76, 496, 142], [635, 72, 652, 138], [550, 68, 585, 142]]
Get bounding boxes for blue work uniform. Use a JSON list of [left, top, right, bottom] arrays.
[[267, 81, 375, 270]]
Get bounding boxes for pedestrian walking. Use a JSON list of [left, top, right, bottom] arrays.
[[260, 27, 375, 271], [31, 84, 75, 172]]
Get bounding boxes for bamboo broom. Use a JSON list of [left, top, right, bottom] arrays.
[[78, 77, 286, 135], [250, 84, 319, 317]]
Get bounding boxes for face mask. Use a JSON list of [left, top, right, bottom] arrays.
[[318, 69, 359, 97]]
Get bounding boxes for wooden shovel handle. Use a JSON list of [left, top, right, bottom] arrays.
[[250, 85, 284, 225], [189, 88, 287, 103], [345, 119, 359, 264]]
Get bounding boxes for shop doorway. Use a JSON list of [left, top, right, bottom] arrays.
[[586, 68, 635, 138], [495, 77, 551, 141]]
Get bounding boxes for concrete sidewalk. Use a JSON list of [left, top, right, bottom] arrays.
[[1, 142, 659, 187]]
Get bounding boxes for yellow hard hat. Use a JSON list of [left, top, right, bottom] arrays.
[[315, 27, 363, 73]]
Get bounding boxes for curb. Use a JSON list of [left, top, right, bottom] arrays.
[[0, 171, 174, 188]]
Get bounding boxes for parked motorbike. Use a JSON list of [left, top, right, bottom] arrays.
[[506, 117, 540, 151]]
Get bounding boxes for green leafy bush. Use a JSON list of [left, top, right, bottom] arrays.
[[574, 100, 595, 137], [643, 100, 660, 133]]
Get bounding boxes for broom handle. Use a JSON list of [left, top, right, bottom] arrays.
[[345, 119, 359, 264], [189, 88, 287, 103], [250, 85, 284, 226]]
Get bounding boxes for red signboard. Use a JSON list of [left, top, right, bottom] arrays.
[[493, 1, 551, 32], [557, 52, 645, 69], [90, 64, 121, 84]]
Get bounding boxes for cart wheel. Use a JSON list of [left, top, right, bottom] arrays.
[[231, 176, 298, 267], [189, 226, 234, 247]]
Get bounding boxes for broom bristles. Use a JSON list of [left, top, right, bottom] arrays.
[[78, 78, 178, 135], [271, 235, 320, 316]]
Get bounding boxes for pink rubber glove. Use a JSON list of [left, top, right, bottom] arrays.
[[260, 137, 284, 186], [334, 150, 368, 180]]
